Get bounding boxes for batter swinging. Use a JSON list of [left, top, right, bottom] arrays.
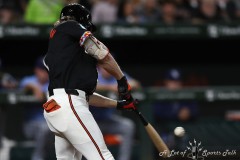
[[43, 3, 137, 160]]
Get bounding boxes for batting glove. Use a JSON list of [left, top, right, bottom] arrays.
[[117, 99, 138, 111], [117, 76, 133, 101]]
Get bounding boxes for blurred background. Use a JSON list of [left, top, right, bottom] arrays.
[[1, 0, 240, 160]]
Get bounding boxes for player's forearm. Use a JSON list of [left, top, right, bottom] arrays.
[[96, 84, 117, 92], [89, 92, 117, 108], [98, 54, 124, 80]]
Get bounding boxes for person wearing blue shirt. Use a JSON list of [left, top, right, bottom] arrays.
[[19, 56, 52, 160], [153, 68, 198, 122], [90, 66, 141, 160], [153, 68, 199, 151]]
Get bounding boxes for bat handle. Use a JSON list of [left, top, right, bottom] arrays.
[[134, 109, 149, 126]]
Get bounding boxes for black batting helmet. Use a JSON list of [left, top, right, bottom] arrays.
[[60, 3, 96, 32]]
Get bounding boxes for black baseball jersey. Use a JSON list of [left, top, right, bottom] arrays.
[[44, 20, 98, 95]]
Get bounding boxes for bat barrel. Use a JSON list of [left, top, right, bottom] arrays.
[[146, 124, 170, 158], [134, 109, 170, 158]]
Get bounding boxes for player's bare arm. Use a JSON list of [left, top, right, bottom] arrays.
[[81, 34, 134, 102], [97, 54, 124, 80], [89, 93, 117, 108], [96, 84, 118, 92]]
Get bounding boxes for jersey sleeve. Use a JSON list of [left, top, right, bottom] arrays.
[[63, 21, 87, 40]]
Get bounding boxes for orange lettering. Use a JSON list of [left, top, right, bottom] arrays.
[[50, 29, 56, 39]]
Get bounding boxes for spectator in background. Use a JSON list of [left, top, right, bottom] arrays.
[[187, 0, 201, 15], [0, 57, 18, 158], [20, 57, 49, 101], [0, 58, 18, 90], [24, 0, 66, 24], [90, 65, 141, 160], [192, 0, 222, 24], [153, 68, 199, 150], [138, 0, 160, 23], [118, 0, 140, 24], [159, 0, 180, 24], [233, 0, 240, 18], [154, 68, 198, 122], [19, 56, 53, 160], [0, 6, 19, 24], [91, 0, 118, 24], [0, 0, 27, 24], [218, 0, 238, 21], [174, 0, 192, 21]]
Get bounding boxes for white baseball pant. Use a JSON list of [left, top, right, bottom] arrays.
[[43, 89, 114, 160]]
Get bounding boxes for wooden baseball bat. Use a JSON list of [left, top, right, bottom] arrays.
[[134, 109, 170, 158]]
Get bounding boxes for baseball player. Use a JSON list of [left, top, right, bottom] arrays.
[[43, 3, 137, 160]]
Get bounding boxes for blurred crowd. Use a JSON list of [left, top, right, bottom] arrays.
[[0, 56, 53, 160], [0, 0, 240, 25]]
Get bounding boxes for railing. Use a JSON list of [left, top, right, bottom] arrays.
[[2, 86, 240, 104], [1, 23, 240, 40]]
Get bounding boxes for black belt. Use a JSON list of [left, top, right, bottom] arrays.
[[49, 89, 79, 97], [49, 89, 89, 101]]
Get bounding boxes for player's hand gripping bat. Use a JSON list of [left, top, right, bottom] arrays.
[[117, 76, 169, 157]]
